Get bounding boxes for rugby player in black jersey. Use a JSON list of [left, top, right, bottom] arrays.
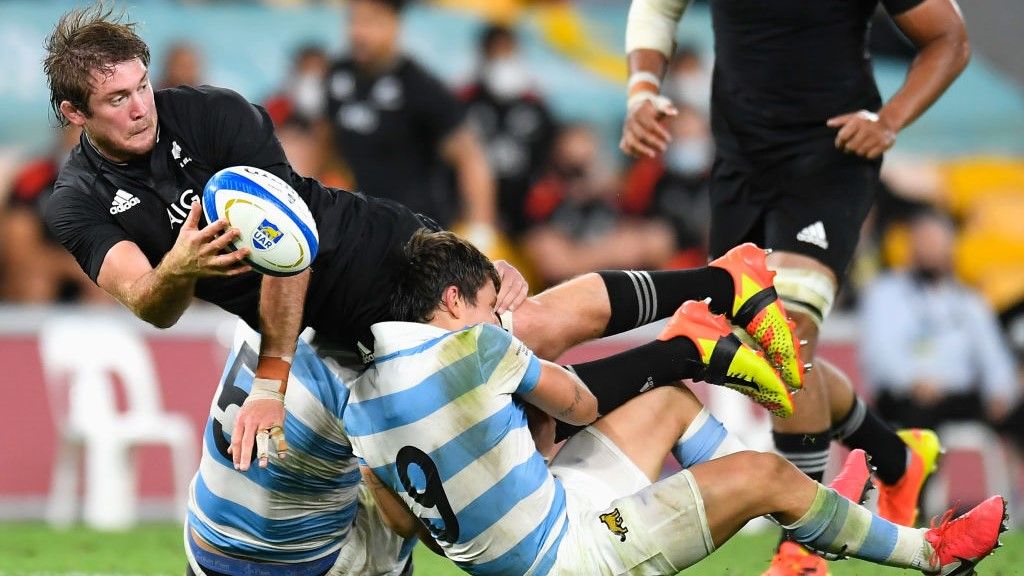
[[620, 0, 969, 572]]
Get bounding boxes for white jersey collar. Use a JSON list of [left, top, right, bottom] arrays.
[[370, 321, 451, 359]]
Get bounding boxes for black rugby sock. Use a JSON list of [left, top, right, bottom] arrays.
[[773, 430, 832, 483], [833, 396, 907, 485], [553, 337, 703, 441], [599, 268, 734, 337]]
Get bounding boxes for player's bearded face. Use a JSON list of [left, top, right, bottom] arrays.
[[82, 58, 158, 163]]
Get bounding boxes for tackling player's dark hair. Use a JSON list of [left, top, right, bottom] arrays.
[[44, 2, 151, 126], [390, 229, 500, 323]]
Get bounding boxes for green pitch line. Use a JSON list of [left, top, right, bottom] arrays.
[[0, 522, 1021, 575]]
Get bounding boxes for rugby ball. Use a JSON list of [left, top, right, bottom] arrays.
[[203, 166, 319, 276]]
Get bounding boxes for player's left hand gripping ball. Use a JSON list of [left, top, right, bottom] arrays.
[[204, 166, 319, 276]]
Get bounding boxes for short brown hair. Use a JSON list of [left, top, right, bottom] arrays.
[[390, 229, 501, 323], [44, 2, 151, 126]]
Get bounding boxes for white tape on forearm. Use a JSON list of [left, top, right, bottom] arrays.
[[625, 0, 692, 57], [628, 71, 662, 91], [245, 378, 285, 403]]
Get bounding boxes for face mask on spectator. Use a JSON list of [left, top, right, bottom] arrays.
[[291, 73, 325, 119], [483, 57, 531, 101], [665, 138, 712, 176]]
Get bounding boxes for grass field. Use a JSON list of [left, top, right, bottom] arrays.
[[0, 522, 1021, 575]]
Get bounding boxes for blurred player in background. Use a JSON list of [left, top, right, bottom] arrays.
[[325, 0, 498, 246], [347, 229, 1007, 576], [621, 0, 970, 571], [155, 41, 203, 90], [461, 23, 557, 237]]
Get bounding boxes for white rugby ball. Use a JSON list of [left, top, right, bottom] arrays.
[[203, 166, 319, 276]]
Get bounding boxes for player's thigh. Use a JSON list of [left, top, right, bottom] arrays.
[[762, 149, 878, 284], [708, 155, 768, 259], [564, 467, 718, 574], [549, 427, 652, 508]]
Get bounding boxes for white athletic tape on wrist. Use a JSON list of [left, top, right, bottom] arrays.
[[625, 0, 692, 57], [627, 91, 676, 114], [628, 71, 662, 91], [245, 377, 285, 403]]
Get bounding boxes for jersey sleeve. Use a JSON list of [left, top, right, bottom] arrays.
[[407, 62, 467, 145], [881, 0, 926, 16], [44, 183, 128, 283], [475, 323, 541, 395]]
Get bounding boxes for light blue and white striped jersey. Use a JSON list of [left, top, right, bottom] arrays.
[[187, 336, 361, 564], [347, 321, 569, 576]]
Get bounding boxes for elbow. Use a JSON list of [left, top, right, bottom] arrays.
[[954, 35, 971, 74], [134, 306, 180, 329]]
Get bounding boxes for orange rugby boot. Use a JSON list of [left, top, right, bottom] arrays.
[[876, 428, 942, 527]]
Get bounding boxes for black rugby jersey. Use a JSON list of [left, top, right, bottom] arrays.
[[46, 85, 423, 349], [324, 56, 465, 225], [709, 0, 924, 161]]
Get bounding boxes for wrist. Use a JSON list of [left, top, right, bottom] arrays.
[[255, 355, 292, 391], [876, 107, 903, 133]]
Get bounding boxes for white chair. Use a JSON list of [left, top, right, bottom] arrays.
[[38, 315, 196, 530], [922, 421, 1016, 528]]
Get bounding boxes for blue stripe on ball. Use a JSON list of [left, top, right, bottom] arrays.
[[205, 168, 319, 261]]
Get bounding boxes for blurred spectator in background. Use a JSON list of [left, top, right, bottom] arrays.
[[264, 45, 352, 188], [0, 126, 109, 303], [324, 0, 497, 246], [461, 23, 557, 238], [522, 124, 674, 286], [622, 105, 712, 269], [265, 44, 331, 125], [156, 41, 204, 90], [661, 45, 711, 117], [860, 208, 1020, 435]]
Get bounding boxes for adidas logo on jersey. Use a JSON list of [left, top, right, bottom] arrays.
[[109, 189, 140, 215], [796, 221, 829, 250]]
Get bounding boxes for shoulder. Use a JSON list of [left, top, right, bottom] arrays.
[[157, 85, 254, 118], [51, 148, 102, 204], [397, 56, 446, 88]]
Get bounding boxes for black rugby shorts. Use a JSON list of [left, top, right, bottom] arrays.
[[708, 142, 880, 280]]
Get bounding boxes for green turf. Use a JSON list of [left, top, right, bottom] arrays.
[[0, 522, 1021, 575]]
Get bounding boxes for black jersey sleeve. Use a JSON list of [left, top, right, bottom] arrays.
[[406, 61, 467, 145], [196, 86, 294, 185], [881, 0, 926, 16], [44, 182, 129, 283]]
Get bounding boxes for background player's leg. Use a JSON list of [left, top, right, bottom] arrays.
[[767, 252, 834, 484]]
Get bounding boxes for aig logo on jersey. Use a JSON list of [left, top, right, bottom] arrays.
[[252, 218, 285, 250], [109, 189, 140, 214]]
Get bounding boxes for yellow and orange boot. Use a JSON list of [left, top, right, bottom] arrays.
[[710, 243, 806, 390], [876, 428, 943, 526], [658, 300, 794, 418]]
